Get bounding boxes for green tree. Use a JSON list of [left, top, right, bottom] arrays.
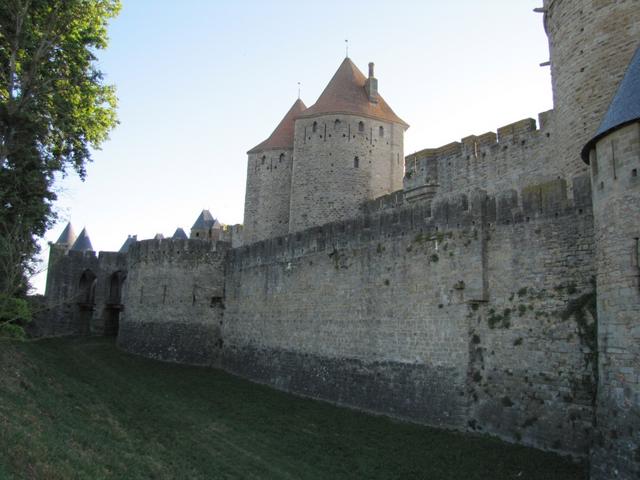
[[0, 0, 120, 303], [0, 0, 119, 338]]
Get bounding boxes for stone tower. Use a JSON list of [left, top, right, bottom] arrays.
[[190, 209, 222, 240], [45, 222, 77, 296], [582, 46, 640, 480], [288, 58, 407, 233], [70, 228, 94, 252], [243, 98, 306, 243], [543, 0, 640, 182]]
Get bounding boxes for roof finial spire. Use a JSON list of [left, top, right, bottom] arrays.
[[297, 82, 301, 100], [345, 39, 349, 58]]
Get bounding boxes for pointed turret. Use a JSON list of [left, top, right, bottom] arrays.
[[287, 57, 407, 233], [248, 98, 307, 153], [153, 233, 165, 240], [119, 235, 137, 253], [55, 222, 76, 246], [299, 57, 408, 128], [69, 228, 93, 252], [172, 228, 188, 240], [582, 45, 640, 162], [191, 210, 216, 230], [190, 210, 222, 240]]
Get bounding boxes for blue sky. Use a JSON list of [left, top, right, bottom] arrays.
[[34, 0, 551, 292]]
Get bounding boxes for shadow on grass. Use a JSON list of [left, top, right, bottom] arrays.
[[0, 337, 586, 479]]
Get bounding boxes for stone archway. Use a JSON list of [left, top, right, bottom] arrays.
[[104, 271, 125, 337]]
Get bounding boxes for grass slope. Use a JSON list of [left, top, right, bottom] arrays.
[[0, 338, 585, 479]]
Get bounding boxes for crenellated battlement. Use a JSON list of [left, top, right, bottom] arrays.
[[66, 249, 98, 261], [404, 111, 558, 198], [230, 174, 591, 269], [128, 238, 230, 264]]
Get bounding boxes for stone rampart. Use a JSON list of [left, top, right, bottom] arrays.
[[404, 112, 560, 200], [223, 176, 596, 456], [118, 239, 228, 366]]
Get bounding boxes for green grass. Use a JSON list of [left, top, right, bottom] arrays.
[[0, 338, 586, 479]]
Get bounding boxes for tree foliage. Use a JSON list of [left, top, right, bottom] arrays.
[[0, 0, 120, 299]]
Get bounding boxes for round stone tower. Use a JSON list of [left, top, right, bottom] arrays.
[[582, 46, 640, 480], [288, 59, 407, 233], [243, 98, 306, 244], [543, 0, 640, 181]]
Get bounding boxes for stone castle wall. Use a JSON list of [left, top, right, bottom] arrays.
[[222, 177, 596, 456], [243, 149, 293, 244], [39, 2, 640, 474], [588, 123, 640, 480], [403, 113, 560, 200], [288, 114, 404, 233], [41, 248, 100, 336], [543, 0, 640, 182], [117, 239, 228, 366], [40, 248, 126, 337]]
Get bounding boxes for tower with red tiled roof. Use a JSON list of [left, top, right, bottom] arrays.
[[243, 98, 307, 243], [243, 58, 407, 241], [288, 58, 408, 233]]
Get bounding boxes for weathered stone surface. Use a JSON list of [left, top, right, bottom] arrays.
[[118, 321, 221, 366], [223, 345, 464, 427], [224, 185, 595, 456], [588, 123, 640, 480], [117, 239, 227, 367], [544, 0, 640, 182]]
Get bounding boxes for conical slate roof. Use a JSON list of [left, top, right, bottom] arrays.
[[582, 44, 640, 162], [153, 233, 165, 240], [119, 235, 137, 253], [70, 228, 93, 252], [248, 98, 307, 153], [192, 209, 216, 229], [299, 57, 408, 128], [172, 228, 188, 240], [55, 222, 76, 245]]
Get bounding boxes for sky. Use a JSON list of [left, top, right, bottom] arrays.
[[33, 0, 552, 293]]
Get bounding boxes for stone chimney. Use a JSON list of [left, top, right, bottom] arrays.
[[365, 62, 378, 103]]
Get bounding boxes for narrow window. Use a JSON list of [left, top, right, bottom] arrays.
[[632, 169, 637, 178], [192, 287, 197, 305], [354, 156, 359, 168], [611, 140, 617, 179], [334, 119, 341, 129], [162, 285, 167, 304], [379, 126, 384, 137], [139, 287, 144, 304], [279, 153, 285, 162], [358, 121, 364, 132], [312, 121, 317, 133], [261, 155, 266, 165]]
